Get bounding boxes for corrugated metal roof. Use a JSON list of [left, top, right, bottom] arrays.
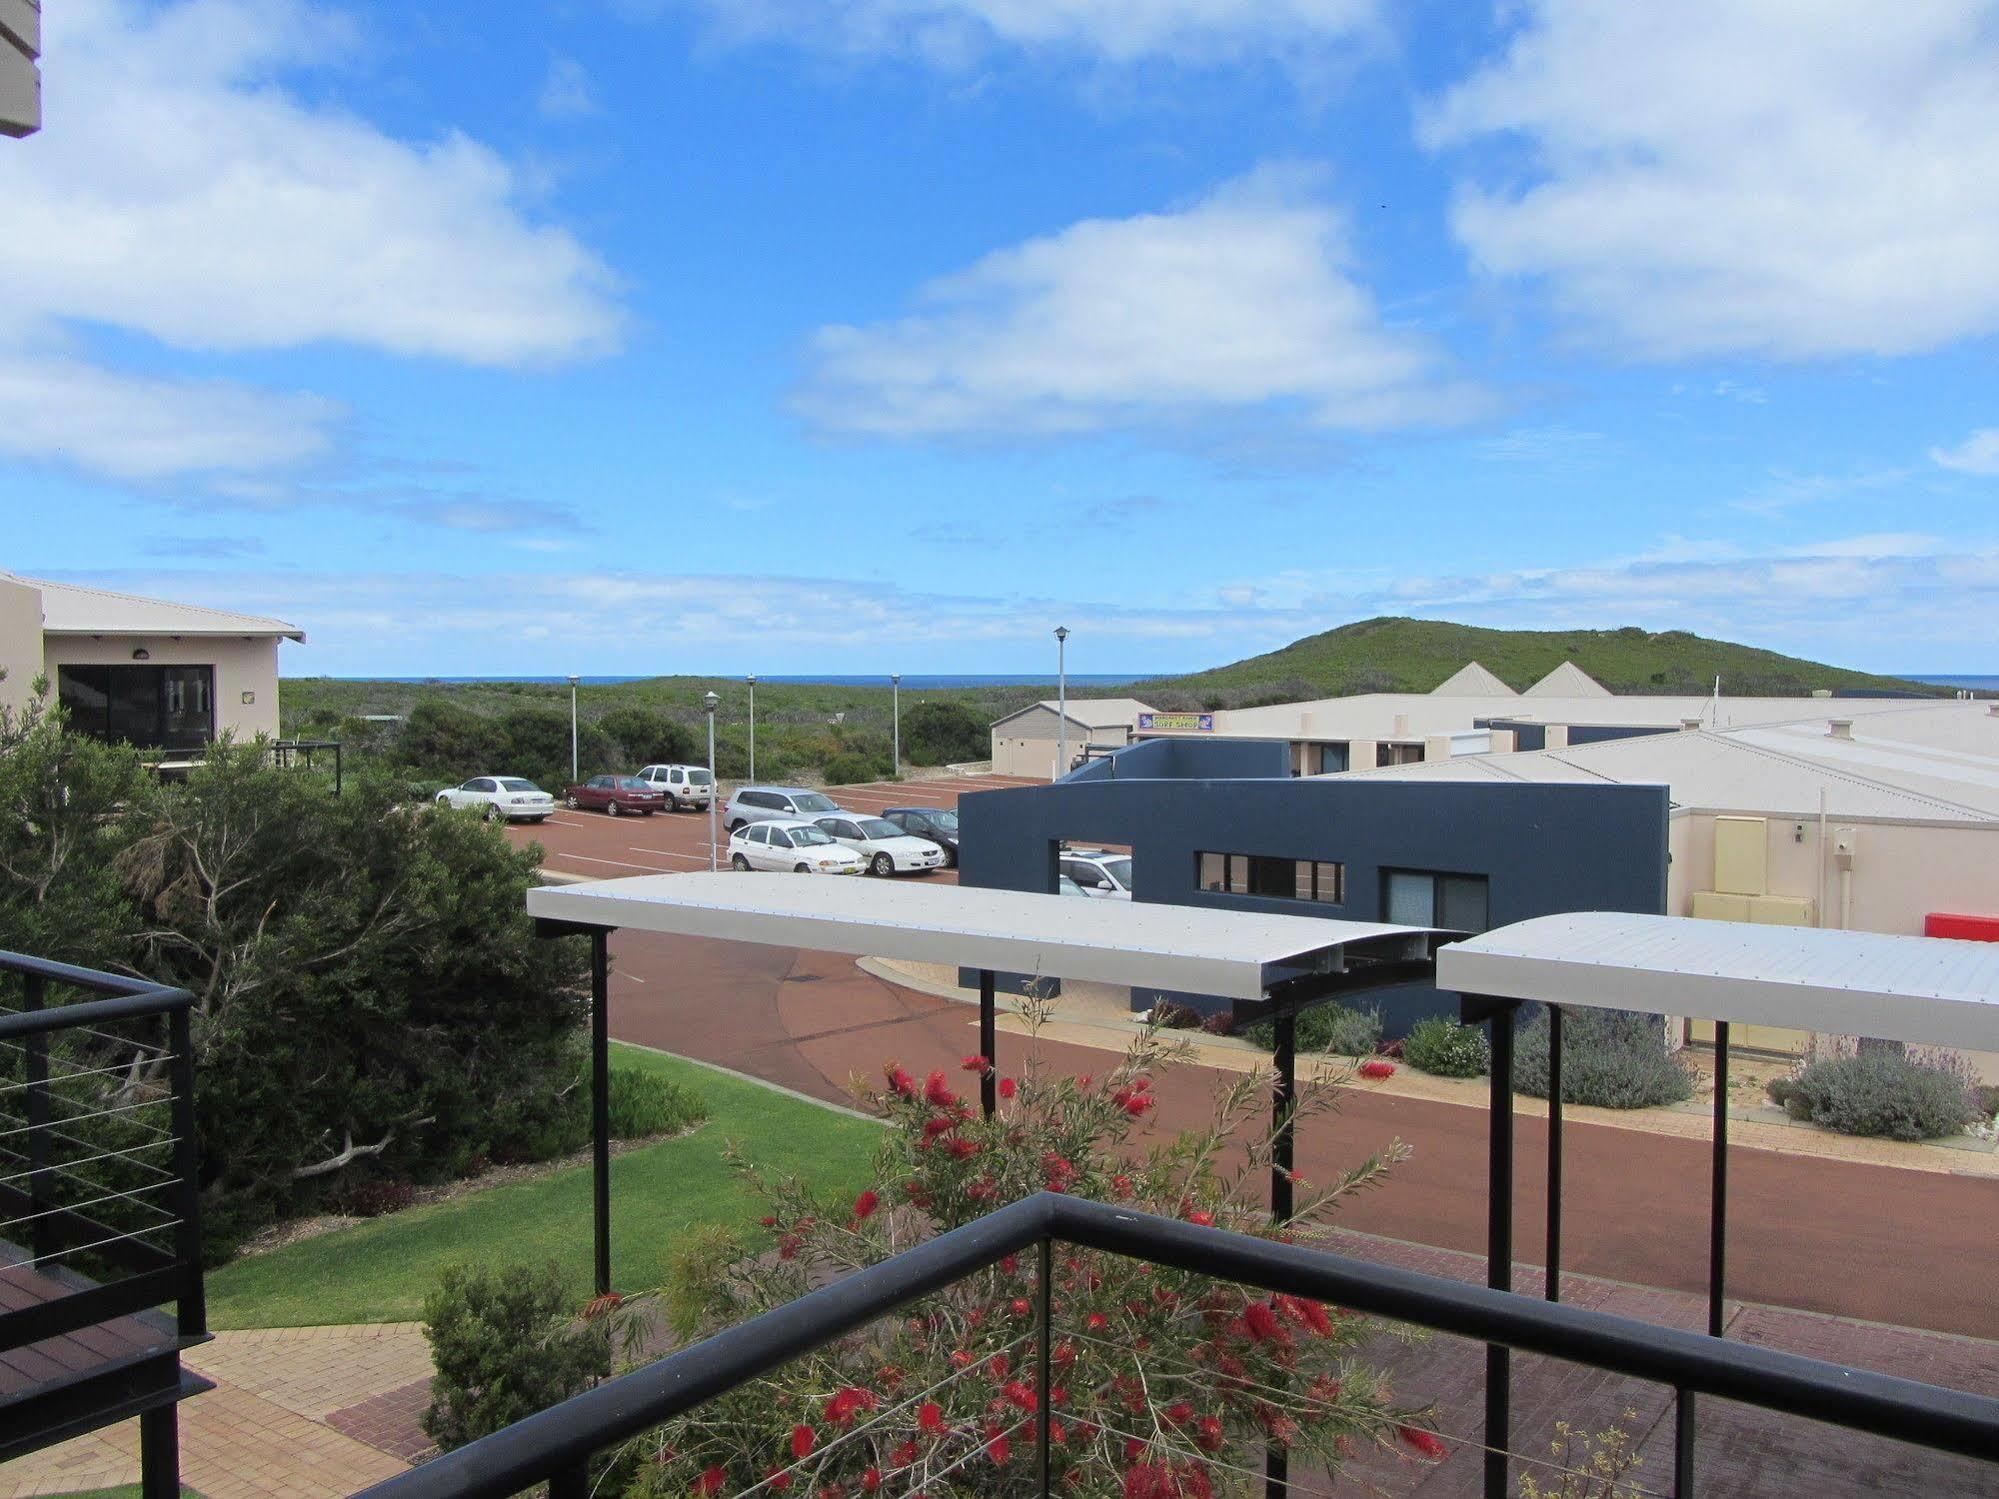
[[992, 698, 1156, 730], [1522, 661, 1612, 698], [526, 871, 1443, 999], [18, 574, 305, 639], [1441, 912, 1999, 1051], [1431, 662, 1517, 696]]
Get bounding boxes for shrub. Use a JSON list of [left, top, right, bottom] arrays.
[[625, 1015, 1425, 1495], [337, 1178, 417, 1218], [900, 701, 988, 766], [1768, 1051, 1979, 1141], [1245, 1003, 1381, 1056], [1402, 1016, 1489, 1078], [823, 750, 886, 786], [421, 1261, 613, 1451], [596, 707, 695, 768], [1514, 1009, 1693, 1110], [1149, 1000, 1203, 1030], [608, 1067, 709, 1140], [1199, 1011, 1237, 1037]]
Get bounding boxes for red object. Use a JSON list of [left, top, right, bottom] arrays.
[[561, 775, 665, 815], [1359, 1059, 1397, 1080], [1925, 912, 1999, 942]]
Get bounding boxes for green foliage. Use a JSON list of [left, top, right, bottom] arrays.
[[899, 700, 987, 766], [1402, 1016, 1490, 1078], [1768, 1050, 1979, 1141], [420, 1260, 612, 1451], [595, 707, 695, 767], [1514, 1009, 1694, 1110], [607, 1066, 709, 1140], [822, 749, 886, 786], [1246, 1003, 1381, 1057]]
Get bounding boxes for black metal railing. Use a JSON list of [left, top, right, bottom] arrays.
[[0, 952, 205, 1352], [357, 1192, 1999, 1499]]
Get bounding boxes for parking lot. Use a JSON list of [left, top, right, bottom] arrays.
[[502, 771, 1044, 882]]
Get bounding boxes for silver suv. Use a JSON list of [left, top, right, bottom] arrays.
[[634, 763, 714, 812], [724, 785, 845, 831]]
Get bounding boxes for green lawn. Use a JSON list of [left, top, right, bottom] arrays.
[[205, 1047, 881, 1329]]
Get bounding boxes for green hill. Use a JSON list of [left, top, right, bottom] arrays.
[[1127, 617, 1942, 709]]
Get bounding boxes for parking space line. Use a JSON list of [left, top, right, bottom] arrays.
[[626, 846, 711, 863], [552, 852, 680, 873]]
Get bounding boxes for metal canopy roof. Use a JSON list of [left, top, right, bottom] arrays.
[[1440, 912, 1999, 1052], [526, 872, 1447, 1000]]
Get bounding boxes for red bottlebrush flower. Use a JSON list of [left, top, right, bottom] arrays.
[[852, 1189, 880, 1221], [1165, 1401, 1194, 1425], [986, 1432, 1011, 1465], [790, 1425, 816, 1460], [886, 1065, 916, 1096], [1195, 1415, 1224, 1452], [889, 1441, 917, 1468], [918, 1401, 947, 1435], [823, 1386, 877, 1426], [924, 1071, 957, 1108], [961, 1054, 991, 1073], [998, 1077, 1017, 1100], [922, 1114, 956, 1137], [988, 1352, 1010, 1379], [1002, 1380, 1038, 1411], [1398, 1425, 1448, 1460], [1086, 1312, 1108, 1332], [1053, 1341, 1076, 1368], [949, 1349, 974, 1369], [694, 1467, 726, 1496], [777, 1234, 802, 1261], [1359, 1058, 1396, 1080], [1010, 1297, 1032, 1318], [581, 1291, 622, 1320], [1122, 1094, 1154, 1118], [1111, 1173, 1133, 1198], [1123, 1437, 1147, 1462], [1298, 1299, 1334, 1337], [759, 1215, 778, 1228], [1243, 1302, 1286, 1344], [945, 1137, 979, 1160], [860, 1469, 882, 1493], [767, 1471, 793, 1492], [1184, 1209, 1214, 1227]]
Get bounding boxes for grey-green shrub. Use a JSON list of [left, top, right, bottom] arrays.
[[1767, 1051, 1978, 1141], [1245, 1003, 1381, 1056], [608, 1067, 709, 1141], [1402, 1016, 1490, 1078], [421, 1261, 612, 1451], [1514, 1008, 1693, 1110]]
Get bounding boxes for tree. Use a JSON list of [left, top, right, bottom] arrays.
[[621, 1014, 1438, 1495], [902, 701, 987, 767], [596, 707, 696, 767]]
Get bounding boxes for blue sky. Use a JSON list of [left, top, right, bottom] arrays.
[[5, 0, 1999, 677]]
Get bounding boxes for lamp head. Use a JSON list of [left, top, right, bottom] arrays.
[[746, 674, 756, 685], [891, 673, 900, 685], [703, 691, 719, 712], [1054, 626, 1069, 643], [567, 674, 579, 686]]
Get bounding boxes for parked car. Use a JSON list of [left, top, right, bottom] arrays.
[[879, 806, 960, 867], [563, 774, 667, 817], [434, 776, 555, 823], [1061, 849, 1133, 899], [724, 786, 846, 831], [633, 763, 714, 812], [1058, 873, 1087, 896], [813, 814, 946, 877], [728, 818, 866, 874]]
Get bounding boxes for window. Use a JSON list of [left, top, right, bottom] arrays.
[[792, 792, 839, 814], [689, 769, 712, 785], [1376, 742, 1423, 768], [746, 791, 782, 809], [470, 778, 496, 793], [1383, 869, 1489, 933], [1317, 743, 1349, 775], [769, 829, 794, 849], [745, 825, 768, 844], [1197, 852, 1344, 904], [58, 664, 214, 749]]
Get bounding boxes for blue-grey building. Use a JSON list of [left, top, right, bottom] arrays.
[[957, 737, 1669, 1030]]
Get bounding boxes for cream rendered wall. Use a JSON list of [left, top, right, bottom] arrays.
[[0, 574, 43, 718], [43, 634, 285, 740], [992, 736, 1059, 779]]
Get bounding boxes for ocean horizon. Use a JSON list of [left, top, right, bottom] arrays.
[[295, 672, 1150, 689]]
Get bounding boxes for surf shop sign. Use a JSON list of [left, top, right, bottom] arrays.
[[1138, 712, 1214, 732]]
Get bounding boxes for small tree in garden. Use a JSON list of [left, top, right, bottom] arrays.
[[620, 1010, 1443, 1496]]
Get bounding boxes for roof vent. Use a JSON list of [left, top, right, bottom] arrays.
[[1679, 717, 1702, 731], [1827, 718, 1853, 740], [1392, 713, 1410, 736], [1988, 702, 1999, 717]]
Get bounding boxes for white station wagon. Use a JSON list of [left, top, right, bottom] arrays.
[[633, 763, 714, 812], [434, 776, 554, 823], [813, 814, 946, 877], [727, 818, 866, 875]]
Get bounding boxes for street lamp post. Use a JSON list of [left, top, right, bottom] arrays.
[[891, 673, 900, 778], [746, 675, 757, 784], [567, 674, 580, 783], [1054, 626, 1070, 778], [704, 691, 720, 870]]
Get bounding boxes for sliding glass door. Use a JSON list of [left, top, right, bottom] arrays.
[[58, 664, 214, 749]]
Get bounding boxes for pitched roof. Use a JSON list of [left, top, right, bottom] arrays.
[[1523, 660, 1611, 698], [992, 698, 1156, 730], [1430, 661, 1516, 696], [13, 574, 305, 640]]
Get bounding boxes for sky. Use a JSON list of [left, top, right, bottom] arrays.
[[5, 0, 1999, 678]]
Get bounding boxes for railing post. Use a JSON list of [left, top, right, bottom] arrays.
[[1709, 1021, 1729, 1337], [139, 1403, 180, 1499], [979, 970, 997, 1118], [1545, 1003, 1562, 1303], [592, 929, 612, 1298], [169, 1004, 206, 1337], [1267, 1008, 1296, 1497], [1674, 1386, 1697, 1497], [22, 973, 52, 1261], [1484, 1000, 1516, 1499], [1036, 1236, 1053, 1497], [548, 1456, 590, 1499]]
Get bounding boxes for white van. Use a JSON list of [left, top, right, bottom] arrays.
[[633, 763, 715, 812]]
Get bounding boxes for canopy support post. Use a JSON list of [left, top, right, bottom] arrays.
[[1709, 1020, 1729, 1336], [1461, 993, 1519, 1499], [979, 970, 997, 1118], [1546, 1003, 1563, 1302], [1266, 1007, 1296, 1498], [592, 928, 612, 1298]]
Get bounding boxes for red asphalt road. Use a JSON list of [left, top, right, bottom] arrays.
[[511, 780, 1999, 1344]]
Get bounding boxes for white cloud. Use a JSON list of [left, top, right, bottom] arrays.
[[538, 57, 598, 119], [0, 354, 340, 480], [660, 0, 1380, 65], [799, 168, 1483, 439], [1933, 428, 1999, 476], [1423, 0, 1999, 360]]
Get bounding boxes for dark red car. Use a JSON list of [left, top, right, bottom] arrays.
[[562, 774, 666, 816]]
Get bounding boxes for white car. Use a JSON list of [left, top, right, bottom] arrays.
[[1060, 849, 1133, 899], [435, 775, 554, 823], [813, 814, 946, 877], [728, 818, 866, 875], [633, 763, 714, 812]]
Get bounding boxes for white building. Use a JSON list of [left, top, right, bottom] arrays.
[[1, 573, 305, 747], [990, 698, 1156, 778]]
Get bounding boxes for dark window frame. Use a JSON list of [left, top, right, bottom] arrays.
[[57, 663, 215, 750], [1196, 851, 1345, 906]]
